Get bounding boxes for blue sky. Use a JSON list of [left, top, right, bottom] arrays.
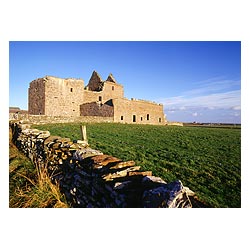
[[9, 41, 241, 123]]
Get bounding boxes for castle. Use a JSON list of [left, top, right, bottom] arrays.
[[28, 71, 166, 125]]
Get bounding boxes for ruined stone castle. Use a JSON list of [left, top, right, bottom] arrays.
[[28, 71, 166, 125]]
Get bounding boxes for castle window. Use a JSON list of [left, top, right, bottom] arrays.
[[99, 96, 102, 102], [159, 118, 162, 123], [112, 86, 114, 91], [147, 114, 150, 120], [133, 115, 136, 122], [141, 117, 143, 121], [70, 88, 73, 92], [121, 116, 124, 121]]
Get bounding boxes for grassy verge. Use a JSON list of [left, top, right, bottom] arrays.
[[9, 128, 69, 208], [33, 123, 241, 208]]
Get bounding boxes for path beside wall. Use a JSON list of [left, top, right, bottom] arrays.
[[10, 121, 196, 208]]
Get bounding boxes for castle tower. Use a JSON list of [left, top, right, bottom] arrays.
[[83, 71, 124, 104], [28, 76, 85, 116]]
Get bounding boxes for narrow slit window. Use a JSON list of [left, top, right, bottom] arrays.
[[112, 86, 115, 91], [99, 96, 102, 102], [147, 114, 150, 120], [159, 118, 162, 123], [70, 88, 73, 92], [121, 116, 124, 121]]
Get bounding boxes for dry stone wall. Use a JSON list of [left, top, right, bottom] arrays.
[[10, 121, 196, 208]]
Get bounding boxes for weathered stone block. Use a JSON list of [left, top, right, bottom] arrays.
[[72, 148, 103, 161]]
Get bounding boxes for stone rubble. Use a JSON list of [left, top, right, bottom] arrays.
[[10, 121, 196, 208]]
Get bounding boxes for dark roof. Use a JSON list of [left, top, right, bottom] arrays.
[[106, 73, 117, 83]]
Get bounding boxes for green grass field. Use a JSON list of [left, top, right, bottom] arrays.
[[33, 123, 241, 208]]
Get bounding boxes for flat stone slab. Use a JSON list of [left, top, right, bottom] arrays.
[[73, 148, 103, 161]]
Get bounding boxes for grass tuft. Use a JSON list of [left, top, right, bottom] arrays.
[[9, 128, 69, 208]]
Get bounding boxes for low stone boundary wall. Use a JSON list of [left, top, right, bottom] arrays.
[[167, 121, 184, 126], [9, 114, 114, 124], [10, 121, 196, 208]]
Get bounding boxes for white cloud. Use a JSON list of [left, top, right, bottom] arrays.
[[158, 77, 241, 112], [161, 90, 240, 111], [231, 105, 241, 110], [158, 77, 241, 123], [184, 79, 240, 97], [179, 106, 186, 110]]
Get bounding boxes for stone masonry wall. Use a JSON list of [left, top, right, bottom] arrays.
[[101, 81, 124, 104], [10, 114, 114, 124], [80, 102, 114, 117], [113, 98, 166, 125], [83, 82, 124, 105], [28, 78, 46, 115], [44, 76, 85, 116], [82, 89, 102, 104], [10, 121, 196, 208]]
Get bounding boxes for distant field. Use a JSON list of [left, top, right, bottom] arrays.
[[33, 123, 241, 208]]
